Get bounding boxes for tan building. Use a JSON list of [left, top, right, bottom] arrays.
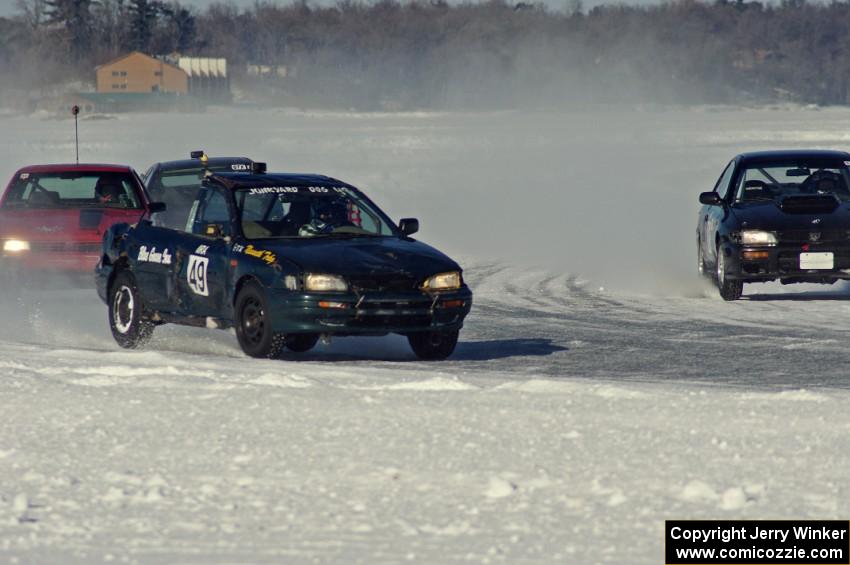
[[96, 52, 188, 95]]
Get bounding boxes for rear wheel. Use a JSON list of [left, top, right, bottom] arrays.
[[408, 330, 459, 360], [109, 270, 154, 348], [715, 244, 743, 301], [235, 282, 285, 358], [285, 333, 319, 353]]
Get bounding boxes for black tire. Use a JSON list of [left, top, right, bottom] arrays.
[[715, 243, 743, 301], [285, 333, 320, 353], [108, 270, 154, 348], [235, 282, 285, 358], [408, 330, 460, 360]]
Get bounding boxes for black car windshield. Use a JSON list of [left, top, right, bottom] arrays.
[[235, 185, 397, 239], [2, 172, 141, 209], [732, 161, 850, 203]]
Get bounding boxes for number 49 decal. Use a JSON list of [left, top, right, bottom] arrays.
[[187, 255, 209, 296]]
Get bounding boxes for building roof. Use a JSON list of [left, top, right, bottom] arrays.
[[95, 51, 185, 75]]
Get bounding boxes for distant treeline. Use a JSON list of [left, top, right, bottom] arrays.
[[3, 0, 850, 109]]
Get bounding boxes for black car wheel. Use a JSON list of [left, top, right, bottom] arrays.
[[715, 244, 743, 301], [408, 330, 459, 360], [109, 270, 154, 348], [235, 282, 285, 358], [285, 333, 320, 353]]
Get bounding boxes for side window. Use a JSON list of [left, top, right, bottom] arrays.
[[713, 161, 736, 199], [193, 189, 232, 237]]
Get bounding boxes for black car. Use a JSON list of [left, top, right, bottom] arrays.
[[142, 151, 255, 230], [96, 168, 473, 360], [697, 149, 850, 300]]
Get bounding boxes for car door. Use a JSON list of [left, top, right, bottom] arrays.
[[127, 221, 178, 312], [173, 186, 232, 318]]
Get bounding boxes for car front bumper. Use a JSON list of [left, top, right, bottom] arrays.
[[720, 241, 850, 282], [267, 287, 473, 335]]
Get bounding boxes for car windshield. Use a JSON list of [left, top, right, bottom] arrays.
[[2, 172, 141, 209], [235, 185, 398, 239], [732, 161, 850, 203]]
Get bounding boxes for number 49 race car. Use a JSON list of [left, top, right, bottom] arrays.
[[96, 166, 473, 360]]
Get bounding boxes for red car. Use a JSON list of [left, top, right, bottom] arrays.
[[0, 164, 163, 283]]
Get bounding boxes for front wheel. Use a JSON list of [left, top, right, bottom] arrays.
[[235, 282, 285, 358], [408, 330, 459, 360], [109, 270, 154, 348], [715, 244, 743, 301]]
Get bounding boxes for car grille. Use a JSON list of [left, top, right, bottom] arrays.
[[29, 242, 101, 253], [349, 314, 433, 329], [778, 230, 850, 243], [349, 274, 420, 293]]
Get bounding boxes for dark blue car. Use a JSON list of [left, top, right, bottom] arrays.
[[96, 167, 472, 360]]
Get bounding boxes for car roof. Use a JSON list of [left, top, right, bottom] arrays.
[[155, 157, 254, 172], [207, 172, 348, 190], [16, 164, 134, 174], [737, 150, 850, 164]]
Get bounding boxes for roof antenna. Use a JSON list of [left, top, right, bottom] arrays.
[[72, 105, 80, 164]]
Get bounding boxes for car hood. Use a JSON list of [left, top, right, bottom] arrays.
[[256, 236, 461, 279], [730, 200, 850, 231], [0, 208, 144, 241]]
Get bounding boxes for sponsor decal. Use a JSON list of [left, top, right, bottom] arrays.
[[20, 173, 29, 180], [35, 225, 62, 233], [195, 244, 210, 255], [247, 186, 346, 195], [243, 244, 277, 265], [187, 255, 209, 296], [231, 164, 250, 171], [138, 245, 172, 265]]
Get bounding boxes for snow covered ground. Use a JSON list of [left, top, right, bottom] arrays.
[[2, 106, 850, 563]]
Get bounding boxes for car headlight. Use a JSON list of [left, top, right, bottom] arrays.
[[735, 230, 777, 246], [304, 273, 348, 292], [3, 239, 30, 253], [423, 271, 462, 290]]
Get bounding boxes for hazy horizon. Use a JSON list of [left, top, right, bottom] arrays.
[[0, 0, 661, 18]]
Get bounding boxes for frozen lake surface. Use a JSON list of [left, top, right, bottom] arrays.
[[2, 106, 850, 563]]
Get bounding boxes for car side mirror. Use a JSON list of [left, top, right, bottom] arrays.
[[148, 201, 167, 214], [699, 192, 722, 206], [399, 218, 419, 236]]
